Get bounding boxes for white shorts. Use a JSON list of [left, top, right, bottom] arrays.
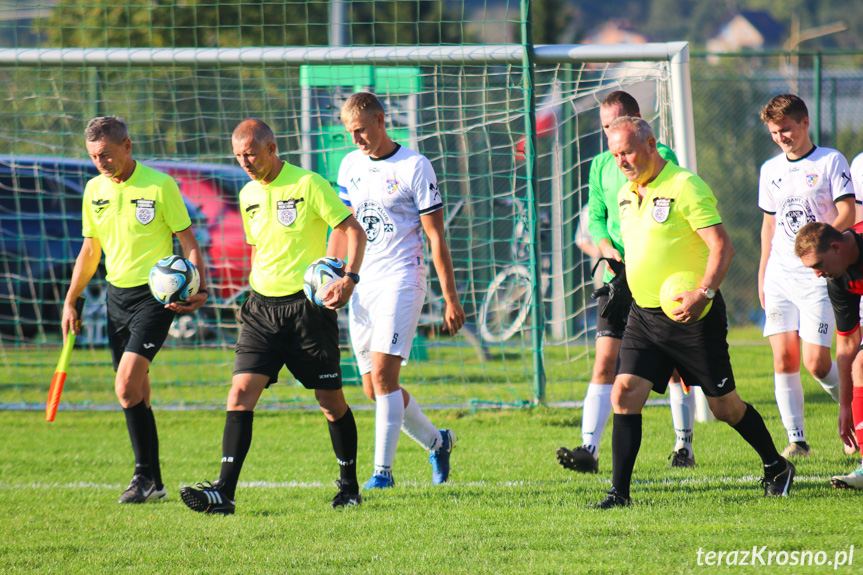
[[349, 281, 426, 375], [762, 269, 834, 347]]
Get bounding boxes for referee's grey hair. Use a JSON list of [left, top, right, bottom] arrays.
[[232, 118, 275, 147], [608, 116, 655, 143], [85, 116, 129, 144]]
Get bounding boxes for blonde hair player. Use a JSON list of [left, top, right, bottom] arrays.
[[328, 92, 466, 489], [758, 94, 854, 459]]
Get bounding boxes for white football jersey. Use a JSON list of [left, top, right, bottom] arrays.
[[338, 144, 443, 284], [851, 152, 863, 206], [759, 146, 853, 275]]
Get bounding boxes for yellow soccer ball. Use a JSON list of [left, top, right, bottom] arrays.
[[659, 271, 712, 321]]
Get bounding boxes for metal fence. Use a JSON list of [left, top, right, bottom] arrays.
[[688, 50, 863, 326]]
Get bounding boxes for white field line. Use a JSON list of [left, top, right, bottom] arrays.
[[0, 475, 834, 491], [0, 398, 674, 413]]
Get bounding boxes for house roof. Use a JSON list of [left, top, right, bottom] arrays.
[[737, 10, 784, 46]]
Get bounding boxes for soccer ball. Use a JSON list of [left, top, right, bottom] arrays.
[[303, 257, 346, 306], [148, 255, 200, 304], [659, 270, 712, 321]]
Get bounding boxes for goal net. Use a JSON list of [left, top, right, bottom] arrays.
[[0, 44, 692, 410]]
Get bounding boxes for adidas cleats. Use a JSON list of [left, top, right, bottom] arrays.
[[180, 480, 235, 515], [556, 445, 599, 474], [430, 429, 457, 484], [363, 473, 395, 490], [118, 474, 166, 504], [331, 479, 362, 509]]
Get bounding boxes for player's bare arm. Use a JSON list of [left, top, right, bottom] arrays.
[[836, 329, 860, 448], [596, 238, 623, 264], [323, 214, 366, 310], [325, 206, 353, 260], [165, 227, 208, 314], [671, 224, 734, 323], [62, 237, 102, 339], [832, 197, 856, 232], [420, 209, 466, 336], [758, 213, 775, 309]]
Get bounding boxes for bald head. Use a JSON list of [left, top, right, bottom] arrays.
[[232, 119, 282, 184], [232, 119, 275, 148]]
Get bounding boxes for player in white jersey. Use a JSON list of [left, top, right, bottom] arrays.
[[758, 94, 855, 458], [852, 152, 863, 223], [328, 92, 466, 489]]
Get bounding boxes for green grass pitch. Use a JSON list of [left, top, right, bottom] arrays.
[[1, 335, 860, 574]]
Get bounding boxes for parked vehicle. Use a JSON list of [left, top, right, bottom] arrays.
[[0, 155, 251, 343]]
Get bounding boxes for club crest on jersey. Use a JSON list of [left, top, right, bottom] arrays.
[[779, 196, 815, 237], [276, 198, 302, 227], [652, 198, 672, 223], [132, 199, 155, 225], [805, 173, 819, 187], [777, 197, 815, 238], [356, 199, 394, 255], [386, 179, 399, 195]]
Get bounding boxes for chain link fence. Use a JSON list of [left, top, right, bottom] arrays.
[[688, 51, 863, 326]]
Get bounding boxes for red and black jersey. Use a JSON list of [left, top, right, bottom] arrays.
[[827, 221, 863, 335]]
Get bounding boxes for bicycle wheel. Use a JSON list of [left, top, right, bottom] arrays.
[[479, 264, 533, 343]]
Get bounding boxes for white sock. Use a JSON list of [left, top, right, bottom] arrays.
[[775, 372, 806, 443], [581, 383, 613, 456], [402, 394, 442, 452], [814, 362, 841, 403], [668, 382, 694, 456], [373, 390, 404, 476]]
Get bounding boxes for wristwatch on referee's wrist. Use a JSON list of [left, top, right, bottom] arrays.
[[699, 286, 716, 300], [345, 272, 360, 285]]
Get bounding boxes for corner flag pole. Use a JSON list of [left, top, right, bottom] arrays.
[[46, 297, 85, 422]]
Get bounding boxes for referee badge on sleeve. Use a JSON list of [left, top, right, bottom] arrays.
[[276, 198, 303, 227], [133, 199, 155, 225], [652, 198, 672, 223]]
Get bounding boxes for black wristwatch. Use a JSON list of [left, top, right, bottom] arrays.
[[345, 272, 360, 285]]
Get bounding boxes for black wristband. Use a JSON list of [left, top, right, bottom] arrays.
[[198, 289, 208, 297]]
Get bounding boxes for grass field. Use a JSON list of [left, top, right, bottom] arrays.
[[2, 332, 861, 574]]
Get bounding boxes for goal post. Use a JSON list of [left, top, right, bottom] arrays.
[[0, 43, 695, 410]]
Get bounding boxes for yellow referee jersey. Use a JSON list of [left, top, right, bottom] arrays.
[[240, 163, 351, 296], [618, 162, 722, 308], [82, 162, 192, 288]]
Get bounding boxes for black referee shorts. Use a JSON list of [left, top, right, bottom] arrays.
[[233, 290, 342, 390], [617, 291, 735, 397], [106, 283, 176, 370]]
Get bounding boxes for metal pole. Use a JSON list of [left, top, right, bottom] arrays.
[[550, 91, 565, 341], [330, 0, 346, 47], [561, 66, 575, 340], [0, 44, 698, 67], [813, 51, 822, 146], [521, 0, 546, 404], [668, 43, 697, 172]]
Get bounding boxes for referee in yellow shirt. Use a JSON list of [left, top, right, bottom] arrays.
[[592, 116, 794, 509], [180, 119, 367, 513], [63, 116, 209, 504]]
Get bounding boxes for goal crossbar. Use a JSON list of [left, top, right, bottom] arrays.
[[0, 42, 688, 66], [0, 42, 695, 170]]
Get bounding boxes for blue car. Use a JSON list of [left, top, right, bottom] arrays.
[[0, 155, 244, 343]]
